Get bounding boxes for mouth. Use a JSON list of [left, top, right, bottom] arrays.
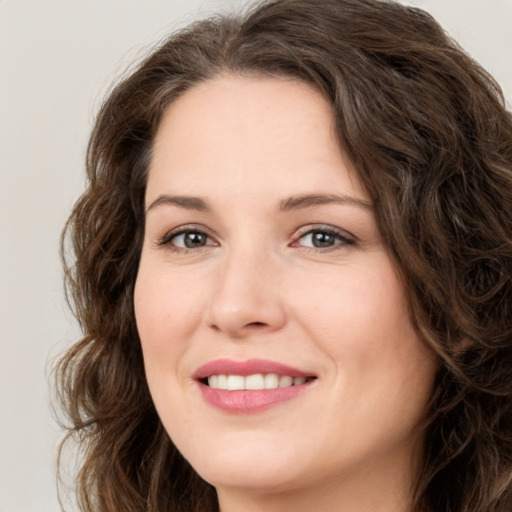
[[193, 359, 317, 413]]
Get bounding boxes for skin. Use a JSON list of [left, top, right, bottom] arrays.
[[134, 75, 438, 512]]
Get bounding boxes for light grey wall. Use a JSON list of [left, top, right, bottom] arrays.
[[0, 1, 510, 511]]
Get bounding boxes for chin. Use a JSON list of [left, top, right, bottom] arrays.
[[198, 459, 303, 494], [180, 431, 306, 492]]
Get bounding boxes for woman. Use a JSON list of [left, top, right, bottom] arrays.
[[56, 0, 512, 511]]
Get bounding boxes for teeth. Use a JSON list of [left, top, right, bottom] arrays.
[[264, 373, 279, 389], [218, 374, 228, 388], [279, 375, 293, 387], [207, 373, 310, 390], [245, 374, 264, 390], [227, 375, 244, 390]]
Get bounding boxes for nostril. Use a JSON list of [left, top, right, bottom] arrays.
[[247, 322, 266, 328]]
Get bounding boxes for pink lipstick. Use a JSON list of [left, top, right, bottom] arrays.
[[193, 358, 316, 414]]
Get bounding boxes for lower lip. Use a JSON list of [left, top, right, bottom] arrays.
[[198, 382, 311, 414]]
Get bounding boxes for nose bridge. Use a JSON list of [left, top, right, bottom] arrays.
[[207, 237, 286, 337]]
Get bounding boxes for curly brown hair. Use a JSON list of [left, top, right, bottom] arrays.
[[56, 0, 512, 510]]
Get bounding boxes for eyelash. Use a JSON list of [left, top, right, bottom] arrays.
[[157, 224, 355, 253], [291, 225, 355, 251]]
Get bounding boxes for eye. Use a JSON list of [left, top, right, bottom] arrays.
[[158, 227, 216, 251], [172, 231, 210, 248], [293, 226, 354, 250]]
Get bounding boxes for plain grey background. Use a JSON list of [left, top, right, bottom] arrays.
[[0, 1, 510, 511]]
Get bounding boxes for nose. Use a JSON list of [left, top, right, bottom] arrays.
[[207, 245, 287, 339]]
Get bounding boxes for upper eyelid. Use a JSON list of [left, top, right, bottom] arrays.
[[293, 224, 355, 241]]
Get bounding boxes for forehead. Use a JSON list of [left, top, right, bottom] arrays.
[[147, 74, 366, 203]]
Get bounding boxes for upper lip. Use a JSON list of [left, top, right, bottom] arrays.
[[193, 358, 314, 380]]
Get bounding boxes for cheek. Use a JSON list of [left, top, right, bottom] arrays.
[[296, 261, 436, 451], [135, 260, 203, 341], [291, 258, 411, 350], [133, 259, 207, 392], [292, 257, 435, 397], [133, 262, 211, 443]]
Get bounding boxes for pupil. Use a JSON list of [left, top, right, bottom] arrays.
[[185, 232, 205, 248], [313, 232, 334, 248]]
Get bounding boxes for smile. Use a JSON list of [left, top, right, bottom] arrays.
[[194, 359, 317, 413]]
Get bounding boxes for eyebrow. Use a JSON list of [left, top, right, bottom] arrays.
[[279, 193, 373, 211], [146, 195, 210, 213], [146, 192, 373, 214]]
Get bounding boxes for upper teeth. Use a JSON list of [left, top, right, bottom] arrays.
[[208, 374, 307, 390]]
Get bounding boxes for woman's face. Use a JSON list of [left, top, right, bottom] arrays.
[[134, 76, 437, 507]]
